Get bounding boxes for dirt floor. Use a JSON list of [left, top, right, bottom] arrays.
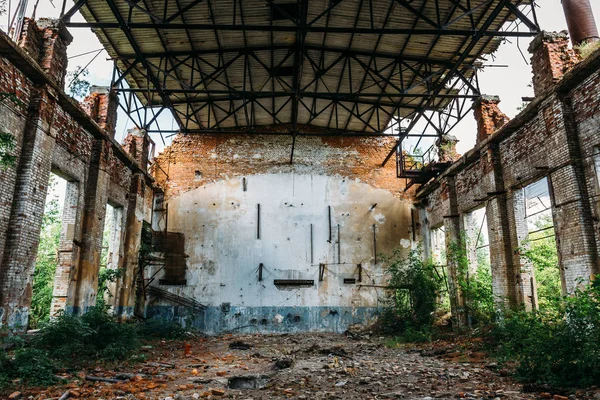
[[13, 332, 600, 400]]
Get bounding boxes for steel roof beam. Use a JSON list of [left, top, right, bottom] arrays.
[[64, 22, 539, 37]]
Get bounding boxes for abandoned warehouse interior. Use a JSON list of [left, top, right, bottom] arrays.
[[0, 0, 598, 341]]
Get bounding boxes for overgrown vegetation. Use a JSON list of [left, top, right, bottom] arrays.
[[448, 237, 494, 327], [521, 215, 561, 312], [380, 220, 598, 389], [0, 130, 16, 169], [575, 39, 600, 60], [378, 248, 445, 342], [1, 308, 190, 391], [30, 177, 62, 328], [489, 279, 600, 387]]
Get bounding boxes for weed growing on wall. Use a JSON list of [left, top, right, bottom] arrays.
[[0, 131, 16, 169], [378, 248, 444, 341]]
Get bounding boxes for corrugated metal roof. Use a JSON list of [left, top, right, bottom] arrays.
[[76, 0, 534, 134]]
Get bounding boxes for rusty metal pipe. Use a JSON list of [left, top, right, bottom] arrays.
[[562, 0, 599, 46]]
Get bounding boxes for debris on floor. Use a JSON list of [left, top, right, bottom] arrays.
[[12, 333, 600, 399]]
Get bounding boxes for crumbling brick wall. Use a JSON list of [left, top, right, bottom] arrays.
[[154, 134, 409, 200], [419, 32, 600, 309], [0, 21, 154, 330]]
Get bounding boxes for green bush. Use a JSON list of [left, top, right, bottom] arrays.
[[490, 278, 600, 387], [0, 347, 56, 389], [378, 248, 444, 339], [35, 307, 139, 364], [448, 238, 495, 326]]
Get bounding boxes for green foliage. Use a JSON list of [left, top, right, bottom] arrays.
[[0, 131, 16, 169], [0, 346, 56, 389], [490, 279, 600, 387], [575, 40, 600, 60], [35, 307, 139, 364], [30, 178, 62, 328], [521, 215, 562, 312], [448, 237, 495, 326], [378, 248, 444, 341], [66, 66, 91, 99], [96, 267, 124, 308], [11, 348, 56, 386]]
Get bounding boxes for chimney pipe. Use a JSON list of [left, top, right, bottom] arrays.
[[562, 0, 599, 46]]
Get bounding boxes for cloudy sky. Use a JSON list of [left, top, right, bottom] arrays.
[[2, 1, 599, 155]]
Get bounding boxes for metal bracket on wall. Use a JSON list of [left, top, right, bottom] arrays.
[[274, 280, 314, 286], [319, 263, 325, 282], [337, 224, 341, 264], [327, 206, 332, 243], [257, 203, 261, 239], [310, 224, 314, 263]]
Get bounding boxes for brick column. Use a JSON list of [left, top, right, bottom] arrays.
[[0, 86, 58, 329], [66, 139, 111, 314], [473, 96, 510, 145], [437, 176, 467, 329], [122, 128, 150, 171], [0, 18, 71, 330], [36, 19, 72, 87], [479, 144, 520, 308], [507, 187, 537, 310], [550, 95, 599, 291], [114, 174, 147, 320], [436, 134, 460, 163], [81, 86, 119, 138], [529, 31, 578, 96], [49, 181, 81, 317]]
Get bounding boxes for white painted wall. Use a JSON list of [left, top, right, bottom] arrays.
[[152, 173, 414, 314]]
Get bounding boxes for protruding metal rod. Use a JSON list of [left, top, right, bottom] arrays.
[[562, 0, 599, 46], [327, 206, 332, 243], [337, 224, 341, 264], [310, 224, 314, 263], [257, 204, 261, 239]]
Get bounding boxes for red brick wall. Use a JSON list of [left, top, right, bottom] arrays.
[[154, 134, 409, 200]]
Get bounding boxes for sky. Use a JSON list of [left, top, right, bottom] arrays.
[[2, 0, 599, 155]]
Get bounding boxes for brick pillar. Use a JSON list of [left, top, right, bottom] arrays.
[[436, 134, 460, 163], [508, 188, 537, 310], [550, 95, 599, 291], [473, 96, 510, 145], [49, 181, 81, 317], [81, 86, 119, 138], [18, 18, 43, 61], [529, 31, 579, 96], [36, 18, 72, 87], [114, 174, 147, 320], [122, 128, 150, 171], [0, 86, 58, 330], [67, 140, 111, 314], [479, 144, 520, 308], [437, 177, 467, 329]]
